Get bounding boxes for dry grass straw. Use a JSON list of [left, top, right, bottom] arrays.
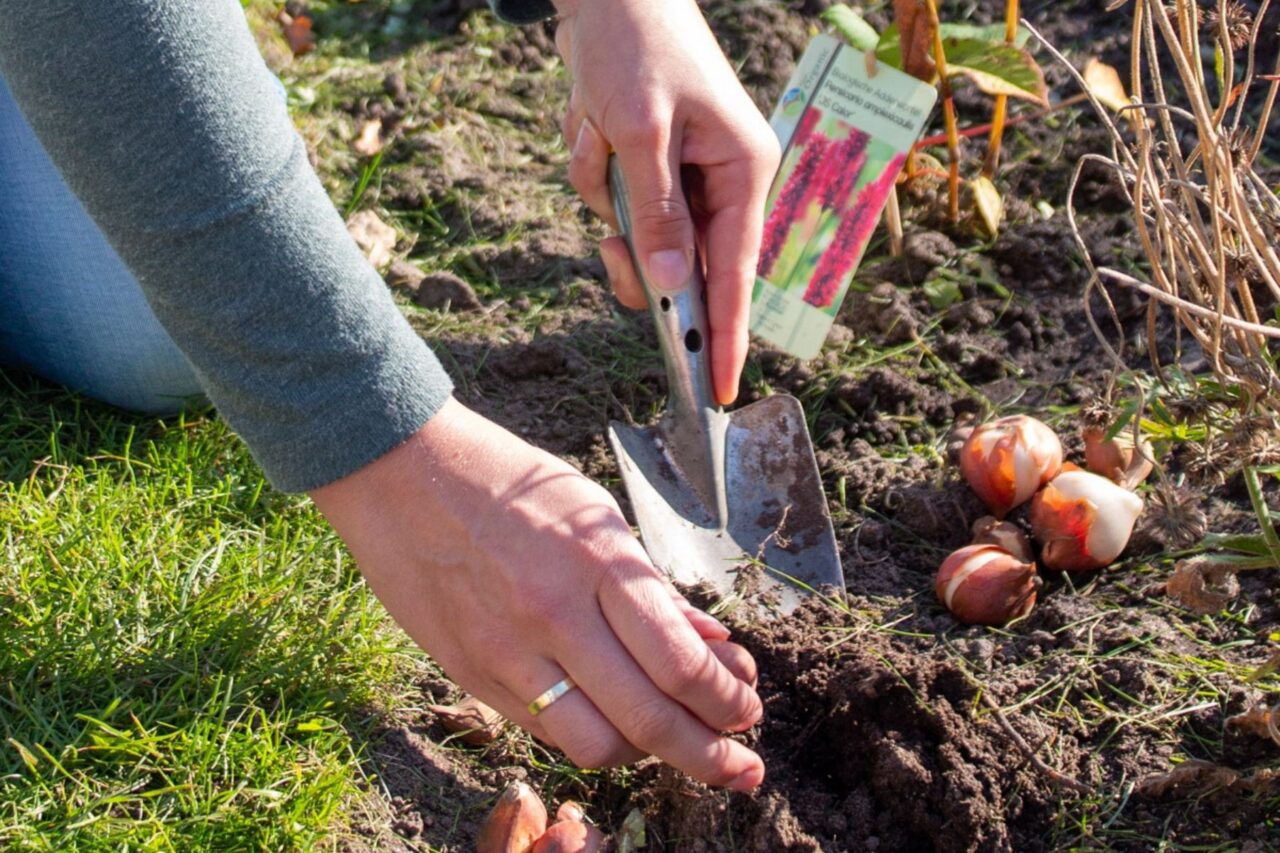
[[1032, 1, 1280, 415]]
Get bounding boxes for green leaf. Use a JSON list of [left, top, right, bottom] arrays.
[[823, 4, 880, 51], [923, 274, 963, 309], [875, 26, 1049, 106], [937, 22, 1032, 47], [875, 23, 1031, 67], [946, 42, 1049, 105], [1201, 532, 1278, 558], [1244, 467, 1280, 564]]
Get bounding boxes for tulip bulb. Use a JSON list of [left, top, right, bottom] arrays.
[[531, 818, 605, 853], [936, 544, 1038, 625], [477, 781, 548, 853], [960, 415, 1064, 517], [1030, 469, 1144, 571], [428, 694, 505, 745], [970, 515, 1033, 562], [1083, 427, 1154, 489]]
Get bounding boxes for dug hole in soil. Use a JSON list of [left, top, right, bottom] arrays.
[[332, 0, 1280, 849]]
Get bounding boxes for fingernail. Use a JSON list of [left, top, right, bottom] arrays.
[[728, 764, 765, 793], [646, 248, 692, 293], [573, 120, 599, 158]]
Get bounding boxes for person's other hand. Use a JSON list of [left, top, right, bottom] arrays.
[[309, 398, 765, 790], [553, 0, 780, 405]]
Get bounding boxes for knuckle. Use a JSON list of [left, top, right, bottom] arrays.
[[611, 104, 666, 150], [510, 577, 570, 627], [631, 195, 691, 244], [657, 641, 717, 695], [756, 129, 782, 172], [594, 553, 651, 604], [561, 728, 632, 770], [621, 697, 679, 751]]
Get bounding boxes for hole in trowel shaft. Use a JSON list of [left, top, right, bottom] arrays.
[[660, 297, 671, 312], [684, 329, 703, 353]]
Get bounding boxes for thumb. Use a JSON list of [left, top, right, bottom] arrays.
[[615, 137, 695, 294]]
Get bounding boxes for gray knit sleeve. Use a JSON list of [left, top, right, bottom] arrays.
[[490, 0, 557, 24], [0, 0, 454, 492]]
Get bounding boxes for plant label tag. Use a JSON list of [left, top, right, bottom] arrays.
[[750, 33, 937, 359]]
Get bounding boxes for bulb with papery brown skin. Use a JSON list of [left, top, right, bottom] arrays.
[[936, 544, 1039, 625], [531, 818, 605, 853], [477, 781, 548, 853], [970, 515, 1034, 562], [1083, 427, 1154, 489], [555, 802, 585, 823], [1030, 469, 1144, 571], [428, 694, 505, 745], [959, 415, 1064, 517]]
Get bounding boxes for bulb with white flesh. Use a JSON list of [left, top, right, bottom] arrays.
[[1030, 469, 1144, 571], [960, 415, 1064, 517]]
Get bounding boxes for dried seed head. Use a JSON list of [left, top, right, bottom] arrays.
[[1204, 0, 1254, 51], [1226, 413, 1280, 468], [1079, 398, 1114, 431], [1185, 437, 1232, 485], [1164, 391, 1216, 424], [1146, 485, 1209, 548], [1222, 127, 1256, 169], [1220, 234, 1261, 285]]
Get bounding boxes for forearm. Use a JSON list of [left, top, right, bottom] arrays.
[[0, 0, 453, 491]]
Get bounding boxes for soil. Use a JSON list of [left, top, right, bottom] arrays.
[[301, 0, 1280, 849]]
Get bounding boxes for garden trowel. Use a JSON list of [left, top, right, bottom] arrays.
[[606, 157, 843, 614]]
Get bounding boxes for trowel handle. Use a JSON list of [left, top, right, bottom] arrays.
[[607, 156, 718, 420]]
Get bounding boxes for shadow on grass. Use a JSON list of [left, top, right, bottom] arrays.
[[0, 368, 213, 483]]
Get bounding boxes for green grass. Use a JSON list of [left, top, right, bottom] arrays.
[[0, 373, 424, 850]]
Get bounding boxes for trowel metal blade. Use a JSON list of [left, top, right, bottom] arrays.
[[609, 394, 843, 613]]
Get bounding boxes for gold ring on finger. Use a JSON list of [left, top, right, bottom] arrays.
[[527, 676, 576, 717]]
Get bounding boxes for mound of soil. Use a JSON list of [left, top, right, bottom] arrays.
[[315, 0, 1279, 849]]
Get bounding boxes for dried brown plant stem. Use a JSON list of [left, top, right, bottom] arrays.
[[1231, 0, 1271, 136], [979, 693, 1092, 794], [883, 185, 904, 257], [923, 0, 960, 222], [1032, 0, 1280, 417], [982, 0, 1020, 177]]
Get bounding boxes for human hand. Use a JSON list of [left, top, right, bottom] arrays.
[[309, 398, 765, 790], [552, 0, 780, 405]]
